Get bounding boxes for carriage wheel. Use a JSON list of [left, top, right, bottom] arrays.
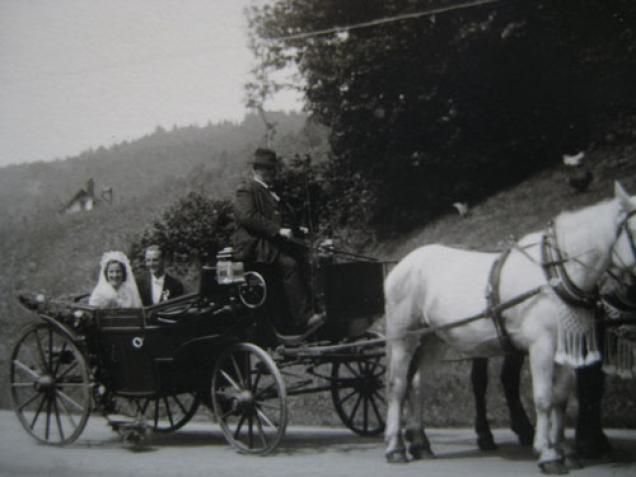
[[211, 343, 287, 454], [135, 393, 200, 433], [10, 322, 92, 445], [330, 332, 386, 436]]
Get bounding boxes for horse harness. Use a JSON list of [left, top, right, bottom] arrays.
[[541, 222, 598, 309], [486, 233, 595, 355], [487, 209, 636, 354], [611, 209, 636, 272], [486, 247, 519, 354]]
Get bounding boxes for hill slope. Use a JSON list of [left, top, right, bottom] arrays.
[[370, 142, 636, 429], [0, 135, 634, 429], [0, 111, 325, 227]]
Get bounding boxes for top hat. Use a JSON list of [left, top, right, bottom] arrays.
[[252, 148, 278, 169]]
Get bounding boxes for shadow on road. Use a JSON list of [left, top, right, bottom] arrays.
[[276, 429, 382, 456], [55, 421, 636, 470]]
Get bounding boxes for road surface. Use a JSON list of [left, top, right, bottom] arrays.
[[0, 410, 634, 477]]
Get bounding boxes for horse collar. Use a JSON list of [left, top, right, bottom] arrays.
[[541, 222, 598, 309]]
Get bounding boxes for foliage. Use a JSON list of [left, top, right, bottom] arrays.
[[248, 0, 636, 231], [131, 192, 234, 270], [273, 153, 379, 249]]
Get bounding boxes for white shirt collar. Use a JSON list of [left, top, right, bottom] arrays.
[[253, 175, 270, 190], [253, 176, 279, 201], [150, 274, 165, 304]]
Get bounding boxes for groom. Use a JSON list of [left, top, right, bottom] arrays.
[[137, 245, 184, 306]]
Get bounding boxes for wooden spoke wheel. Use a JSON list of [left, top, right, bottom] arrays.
[[10, 322, 92, 445], [330, 333, 386, 436], [113, 393, 200, 433], [211, 343, 287, 454]]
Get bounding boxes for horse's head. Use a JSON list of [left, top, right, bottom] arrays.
[[612, 181, 636, 273]]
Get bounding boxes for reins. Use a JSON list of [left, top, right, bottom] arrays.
[[284, 236, 381, 262], [290, 286, 544, 355]]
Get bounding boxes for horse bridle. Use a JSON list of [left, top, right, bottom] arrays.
[[542, 208, 636, 308], [611, 209, 636, 271]]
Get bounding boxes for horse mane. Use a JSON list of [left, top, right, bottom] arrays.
[[553, 198, 617, 247]]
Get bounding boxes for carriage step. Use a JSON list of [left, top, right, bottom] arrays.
[[108, 419, 150, 444], [274, 317, 326, 346]]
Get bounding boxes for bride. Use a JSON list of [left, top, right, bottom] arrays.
[[88, 251, 142, 308]]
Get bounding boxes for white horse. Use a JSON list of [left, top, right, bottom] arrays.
[[384, 183, 636, 474]]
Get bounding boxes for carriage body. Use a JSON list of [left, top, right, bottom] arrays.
[[10, 249, 388, 453], [89, 303, 215, 398]]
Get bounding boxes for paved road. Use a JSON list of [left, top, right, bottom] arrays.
[[0, 410, 634, 477]]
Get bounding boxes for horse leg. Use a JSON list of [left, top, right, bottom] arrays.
[[404, 345, 434, 460], [575, 323, 611, 458], [385, 338, 418, 463], [551, 365, 581, 470], [471, 357, 497, 451], [528, 337, 569, 475], [501, 353, 534, 446]]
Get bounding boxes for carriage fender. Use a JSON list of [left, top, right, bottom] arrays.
[[33, 313, 80, 342]]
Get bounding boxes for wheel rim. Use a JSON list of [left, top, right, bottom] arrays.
[[211, 343, 287, 454], [133, 393, 199, 433], [10, 323, 91, 445], [331, 334, 386, 436]]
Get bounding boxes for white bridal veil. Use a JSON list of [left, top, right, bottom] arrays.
[[88, 251, 142, 308]]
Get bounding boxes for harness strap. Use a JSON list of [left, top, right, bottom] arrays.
[[541, 223, 598, 309], [615, 209, 636, 267], [290, 286, 544, 356], [486, 248, 519, 354]]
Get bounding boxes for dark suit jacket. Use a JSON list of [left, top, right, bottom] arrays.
[[137, 273, 184, 306], [232, 179, 298, 263]]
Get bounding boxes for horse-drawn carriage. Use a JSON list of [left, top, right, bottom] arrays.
[[10, 246, 388, 454]]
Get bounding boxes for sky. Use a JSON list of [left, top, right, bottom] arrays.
[[0, 0, 302, 167]]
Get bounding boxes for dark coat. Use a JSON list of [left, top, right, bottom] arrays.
[[137, 273, 184, 306], [232, 179, 297, 263]]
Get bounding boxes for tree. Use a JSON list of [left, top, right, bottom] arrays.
[[131, 192, 234, 271], [248, 1, 636, 231]]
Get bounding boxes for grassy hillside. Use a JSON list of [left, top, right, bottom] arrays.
[[368, 142, 636, 429], [1, 130, 634, 431]]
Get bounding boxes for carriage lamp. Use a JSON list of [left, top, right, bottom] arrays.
[[216, 247, 245, 284]]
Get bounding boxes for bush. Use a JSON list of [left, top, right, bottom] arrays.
[[130, 192, 234, 272]]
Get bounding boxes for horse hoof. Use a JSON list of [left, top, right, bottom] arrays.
[[539, 460, 569, 475], [477, 435, 498, 451], [576, 434, 613, 459], [517, 432, 534, 447], [512, 424, 534, 446], [386, 449, 409, 464], [409, 445, 435, 460], [565, 455, 583, 470]]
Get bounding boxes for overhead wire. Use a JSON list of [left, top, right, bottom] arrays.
[[266, 0, 504, 42]]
